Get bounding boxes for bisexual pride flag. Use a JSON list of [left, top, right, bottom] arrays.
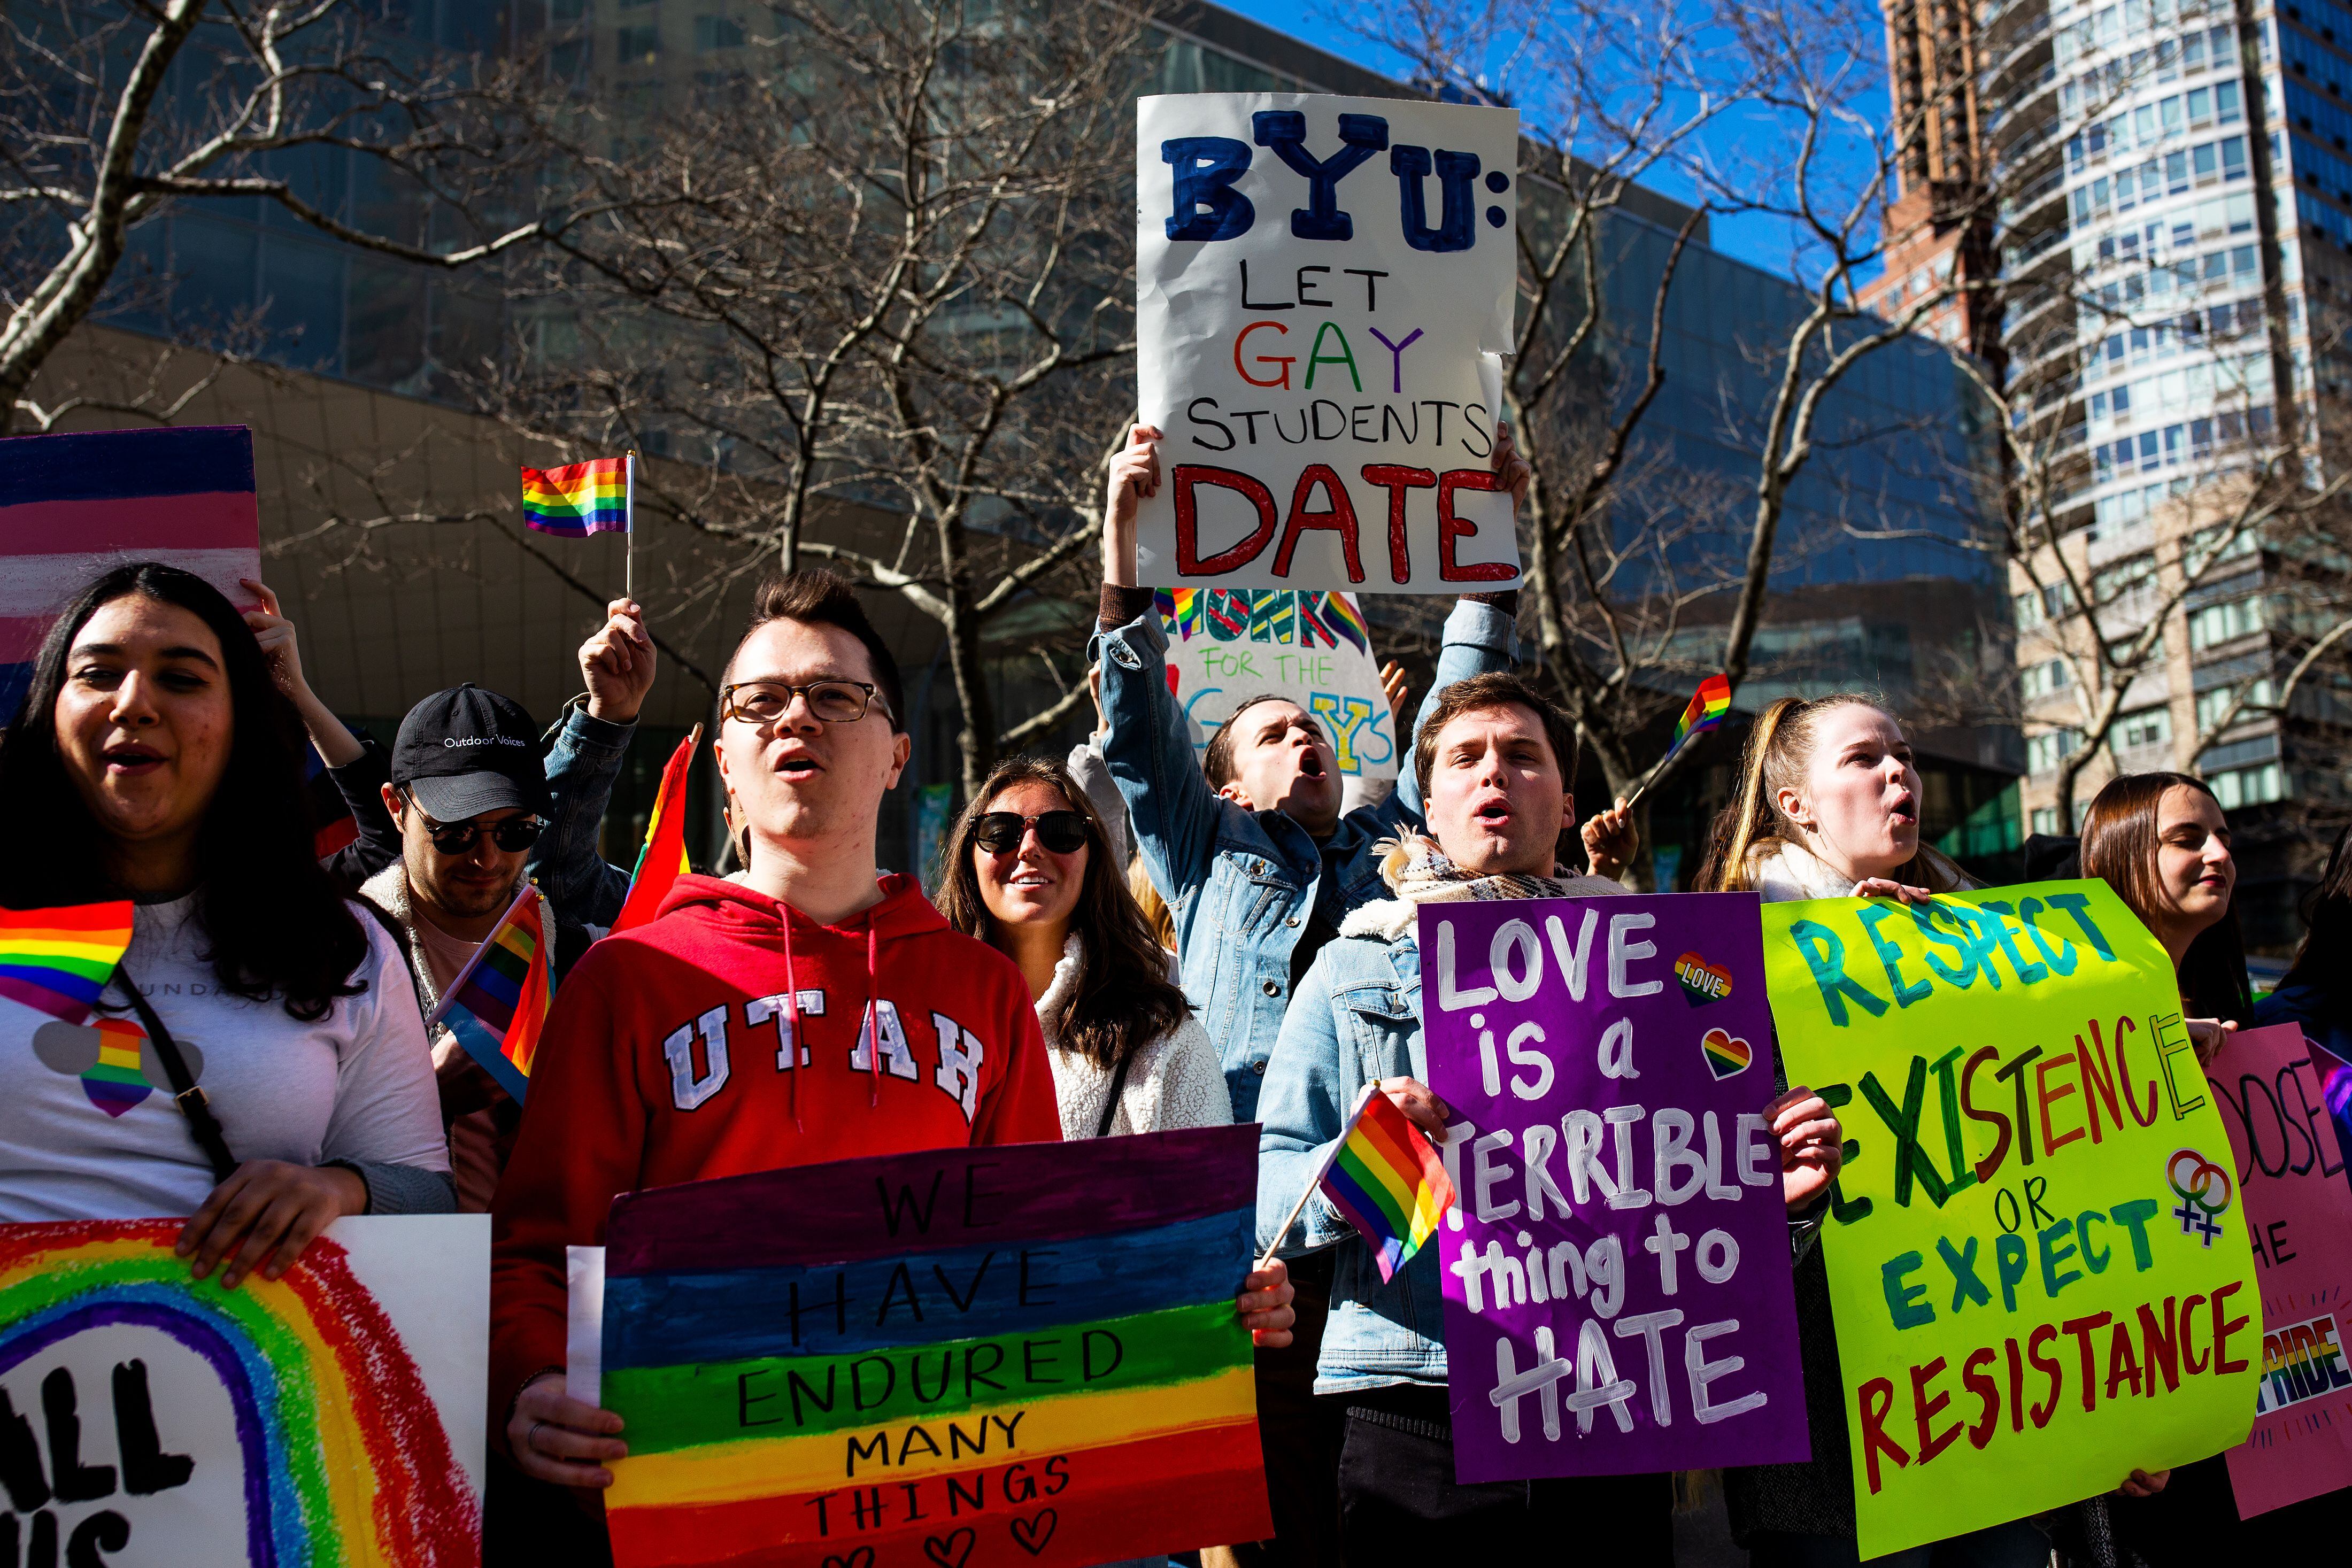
[[596, 1126, 1274, 1568], [0, 426, 261, 718]]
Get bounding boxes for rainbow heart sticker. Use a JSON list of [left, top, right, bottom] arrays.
[[1701, 1028, 1753, 1080], [1675, 951, 1733, 1007]]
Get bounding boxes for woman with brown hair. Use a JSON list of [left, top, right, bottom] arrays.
[[2078, 771, 2350, 1558], [937, 754, 1230, 1138], [1701, 693, 2050, 1567]]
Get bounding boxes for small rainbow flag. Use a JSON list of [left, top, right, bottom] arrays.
[[521, 455, 630, 537], [1317, 1086, 1457, 1283], [0, 901, 135, 1023], [613, 725, 700, 934], [1308, 591, 1372, 655], [1668, 672, 1733, 755], [425, 885, 552, 1102]]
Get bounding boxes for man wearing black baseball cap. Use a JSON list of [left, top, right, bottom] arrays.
[[384, 683, 554, 923]]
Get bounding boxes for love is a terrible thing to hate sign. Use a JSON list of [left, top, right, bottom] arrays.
[[1420, 892, 1808, 1482], [1136, 94, 1521, 593]]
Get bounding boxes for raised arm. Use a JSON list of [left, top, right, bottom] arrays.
[[531, 599, 657, 928], [1093, 425, 1229, 905]]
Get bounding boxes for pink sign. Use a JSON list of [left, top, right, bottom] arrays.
[[2203, 1022, 2352, 1517]]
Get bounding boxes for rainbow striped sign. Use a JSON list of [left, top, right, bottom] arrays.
[[0, 1217, 486, 1566], [598, 1127, 1272, 1568]]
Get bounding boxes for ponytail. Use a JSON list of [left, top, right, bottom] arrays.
[[1698, 697, 1806, 892]]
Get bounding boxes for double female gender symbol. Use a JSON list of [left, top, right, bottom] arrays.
[[2166, 1148, 2233, 1247]]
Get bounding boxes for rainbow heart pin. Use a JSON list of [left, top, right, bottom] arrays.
[[1701, 1028, 1753, 1080], [1675, 951, 1733, 1007]]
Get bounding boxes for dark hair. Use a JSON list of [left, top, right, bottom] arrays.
[[1695, 693, 1969, 893], [2282, 819, 2352, 993], [2079, 771, 2251, 1024], [1412, 672, 1580, 801], [1204, 694, 1312, 789], [935, 755, 1190, 1071], [727, 569, 905, 732], [0, 563, 370, 1021]]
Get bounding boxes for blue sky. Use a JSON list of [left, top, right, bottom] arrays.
[[1237, 1, 1863, 285]]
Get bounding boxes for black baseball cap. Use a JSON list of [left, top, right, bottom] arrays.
[[391, 684, 551, 823]]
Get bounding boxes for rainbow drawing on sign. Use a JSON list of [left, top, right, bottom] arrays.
[[0, 901, 135, 1023], [597, 1128, 1271, 1568], [1154, 589, 1370, 654], [0, 1220, 479, 1567]]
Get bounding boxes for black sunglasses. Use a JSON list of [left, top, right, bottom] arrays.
[[973, 810, 1089, 855], [419, 816, 544, 856]]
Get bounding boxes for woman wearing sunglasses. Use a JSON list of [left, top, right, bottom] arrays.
[[936, 755, 1231, 1141], [0, 563, 452, 1287]]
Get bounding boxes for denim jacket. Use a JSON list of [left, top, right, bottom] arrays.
[[1093, 599, 1516, 1123], [1255, 883, 1628, 1397]]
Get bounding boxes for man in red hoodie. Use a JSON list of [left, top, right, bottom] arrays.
[[491, 571, 1293, 1521]]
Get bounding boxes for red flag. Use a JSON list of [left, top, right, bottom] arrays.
[[612, 726, 700, 933]]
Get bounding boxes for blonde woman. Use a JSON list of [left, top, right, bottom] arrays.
[[1698, 695, 2036, 1568]]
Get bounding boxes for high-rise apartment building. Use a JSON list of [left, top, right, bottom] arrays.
[[1977, 0, 2346, 944], [1863, 1, 2003, 360]]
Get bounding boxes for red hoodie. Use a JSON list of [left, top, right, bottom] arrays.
[[488, 872, 1060, 1422]]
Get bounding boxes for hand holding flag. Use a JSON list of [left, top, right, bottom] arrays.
[[1260, 1082, 1457, 1280]]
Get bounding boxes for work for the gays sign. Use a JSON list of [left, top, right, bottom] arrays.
[[1156, 588, 1398, 806], [1135, 94, 1521, 593], [596, 1129, 1272, 1568], [1420, 893, 1808, 1480], [1762, 880, 2260, 1559], [2203, 1023, 2352, 1516], [0, 1216, 487, 1567]]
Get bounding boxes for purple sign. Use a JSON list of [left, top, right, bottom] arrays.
[[1420, 891, 1810, 1481]]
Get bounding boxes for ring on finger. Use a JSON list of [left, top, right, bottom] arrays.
[[528, 1419, 548, 1455]]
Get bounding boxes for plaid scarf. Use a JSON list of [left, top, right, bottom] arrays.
[[1343, 831, 1629, 942]]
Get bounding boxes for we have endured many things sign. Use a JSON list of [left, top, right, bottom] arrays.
[[1137, 95, 1521, 593]]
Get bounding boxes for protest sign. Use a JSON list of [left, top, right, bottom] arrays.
[[0, 1215, 487, 1567], [1136, 94, 1521, 593], [2203, 1022, 2352, 1517], [0, 426, 263, 714], [1155, 588, 1397, 806], [1419, 892, 1809, 1481], [596, 1127, 1272, 1568], [1762, 880, 2261, 1559]]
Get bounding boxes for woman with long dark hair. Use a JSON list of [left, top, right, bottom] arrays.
[[2080, 770, 2350, 1557], [936, 754, 1228, 1136], [0, 563, 451, 1286]]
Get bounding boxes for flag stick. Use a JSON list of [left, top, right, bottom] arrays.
[[1254, 1083, 1377, 1273], [624, 449, 637, 605]]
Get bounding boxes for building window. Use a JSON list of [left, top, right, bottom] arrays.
[[2015, 591, 2046, 630], [2208, 761, 2285, 808], [2118, 704, 2173, 749], [2195, 677, 2274, 732], [2027, 729, 2084, 775], [695, 15, 746, 50], [616, 24, 659, 58], [2187, 594, 2269, 649], [2031, 807, 2062, 835], [2022, 658, 2074, 701]]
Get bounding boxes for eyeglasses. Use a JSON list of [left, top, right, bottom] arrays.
[[418, 815, 544, 856], [719, 679, 890, 727], [973, 810, 1089, 855]]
